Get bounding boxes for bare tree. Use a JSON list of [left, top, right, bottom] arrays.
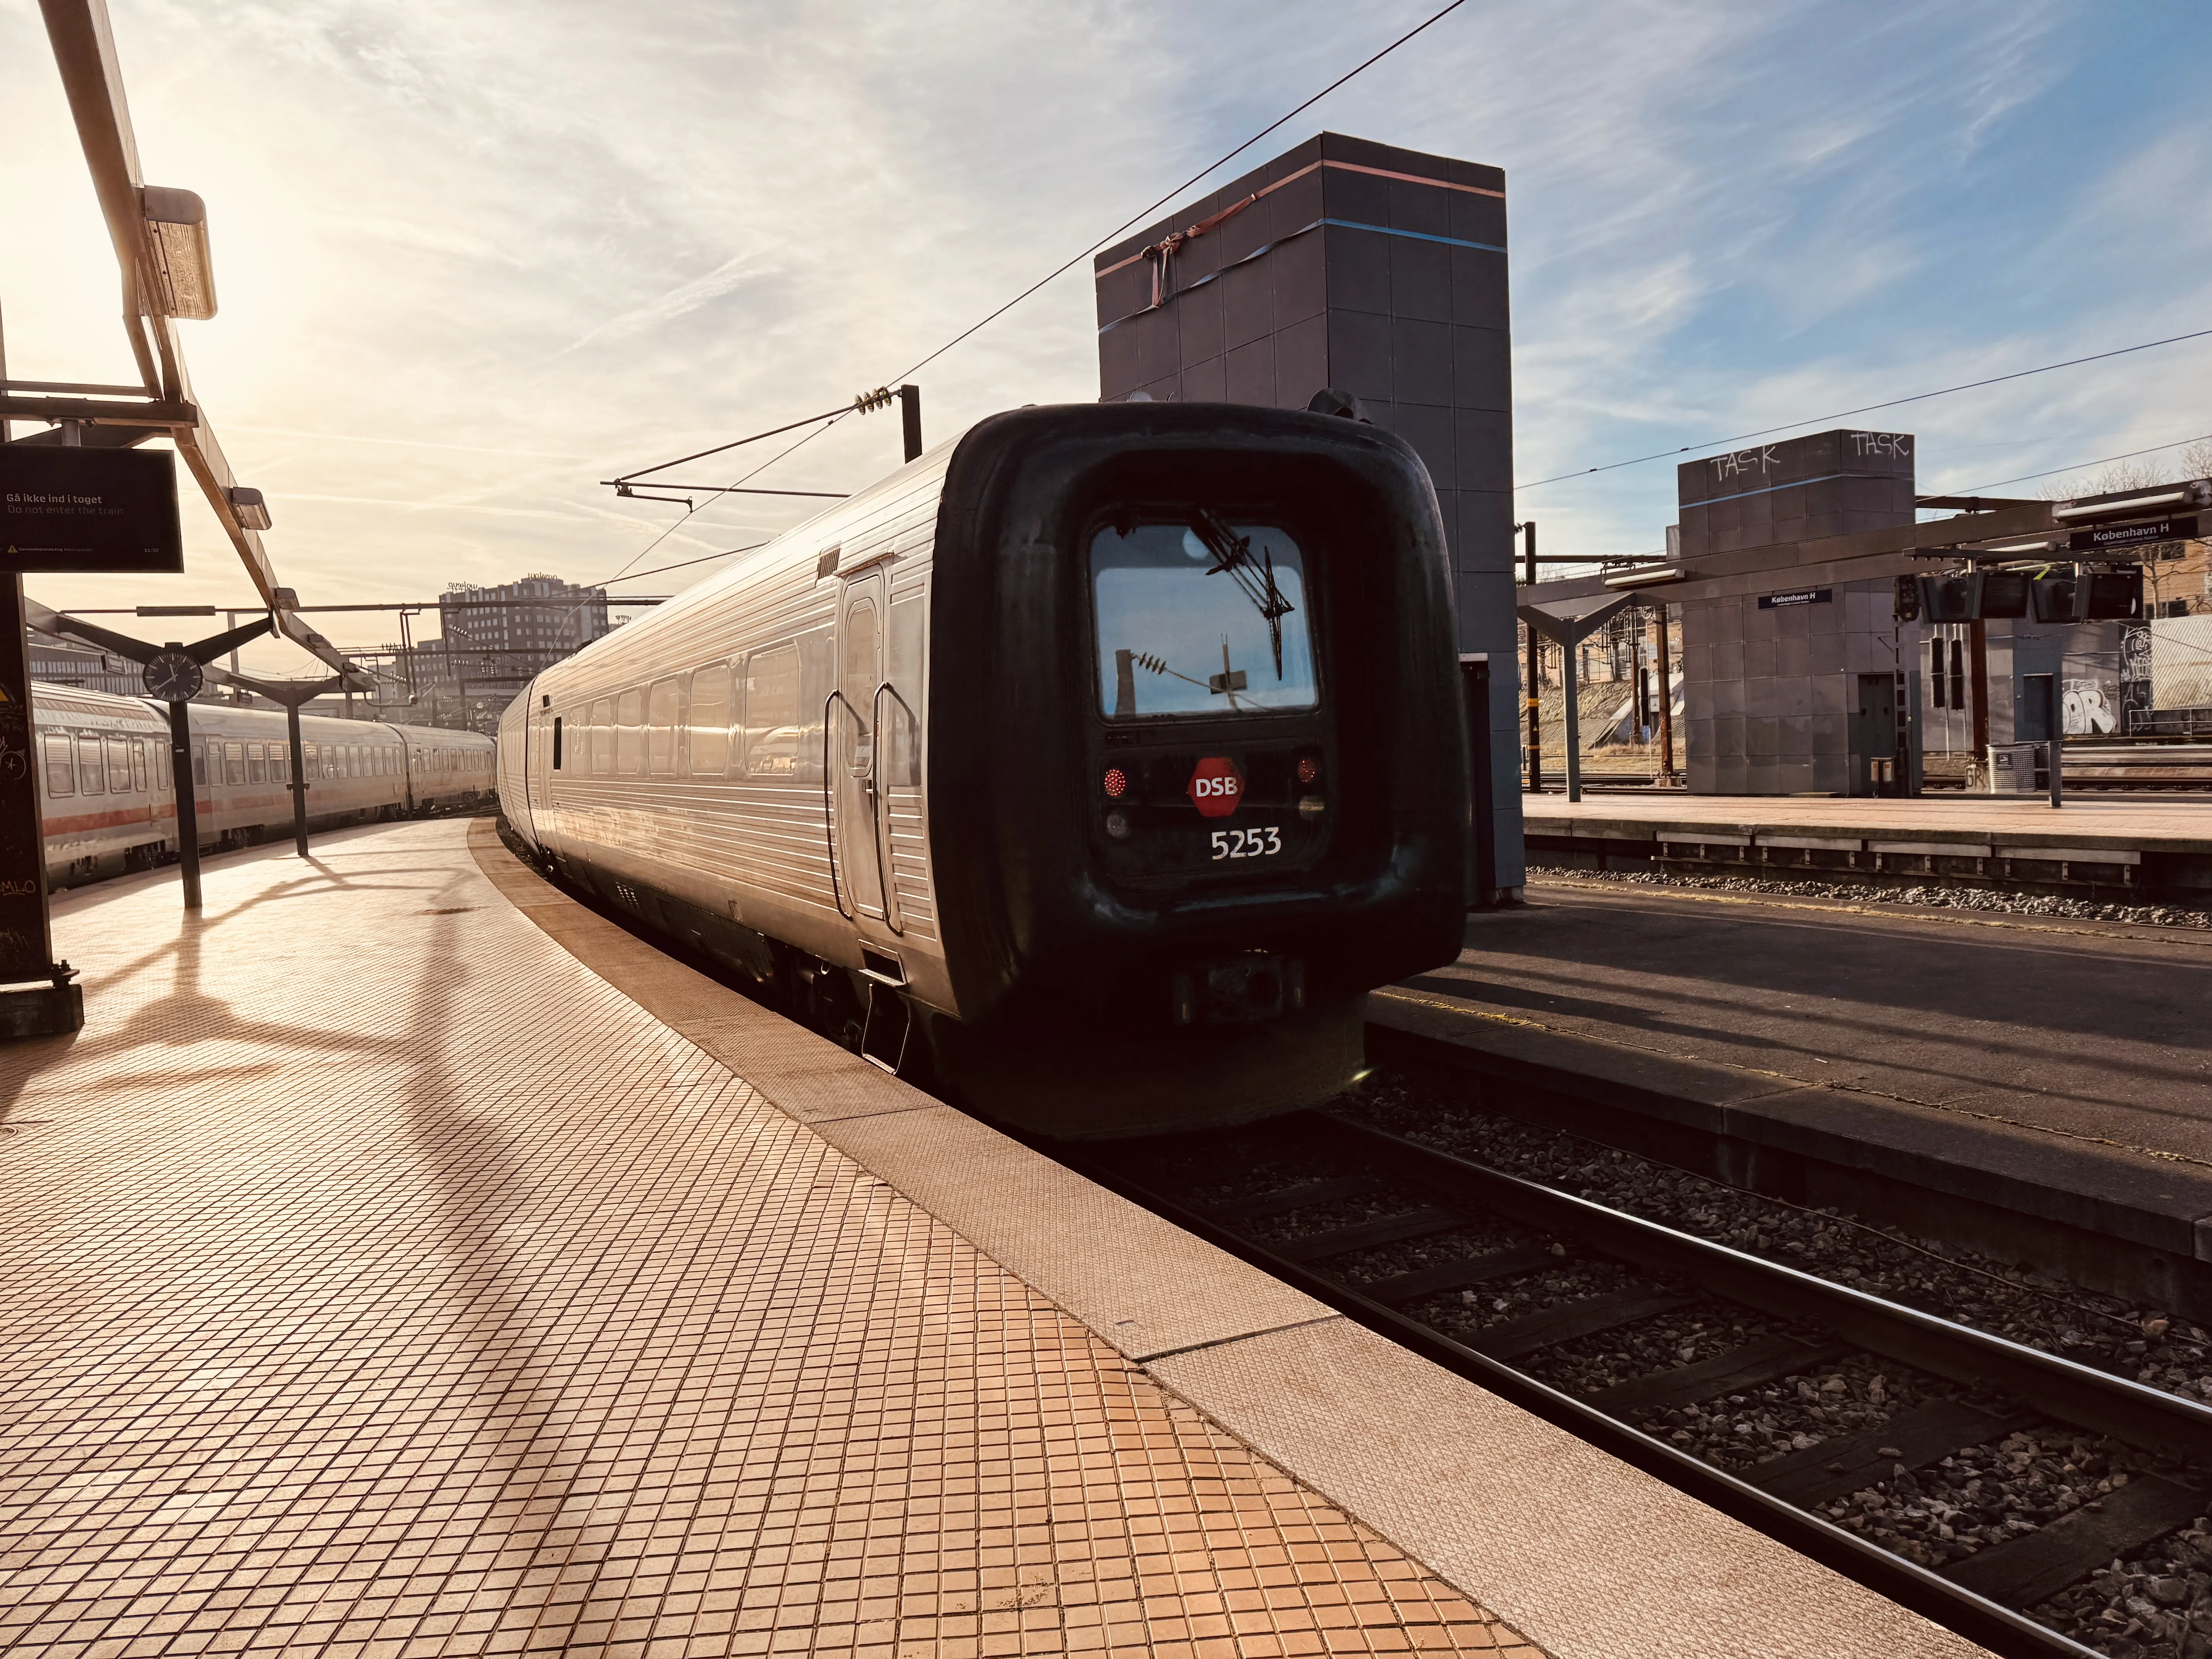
[[2041, 432, 2212, 500]]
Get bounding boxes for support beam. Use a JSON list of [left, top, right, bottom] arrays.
[[36, 0, 369, 684], [1517, 592, 1636, 806]]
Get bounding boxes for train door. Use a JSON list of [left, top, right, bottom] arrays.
[[831, 569, 888, 923]]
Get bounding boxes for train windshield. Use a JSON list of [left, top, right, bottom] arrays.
[[1092, 516, 1317, 718]]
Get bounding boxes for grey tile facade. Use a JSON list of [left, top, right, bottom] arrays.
[[1094, 132, 1523, 883], [1676, 431, 1920, 795], [1678, 429, 1916, 559]]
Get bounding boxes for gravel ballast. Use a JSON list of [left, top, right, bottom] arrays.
[[1528, 861, 2212, 930], [1111, 1093, 2212, 1655]]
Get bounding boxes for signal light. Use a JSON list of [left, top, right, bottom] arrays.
[[1979, 572, 2029, 618], [1104, 809, 1132, 840], [1102, 766, 1129, 799], [2086, 568, 2144, 620], [2030, 568, 2084, 624], [1295, 754, 1320, 786], [1916, 573, 1980, 623]]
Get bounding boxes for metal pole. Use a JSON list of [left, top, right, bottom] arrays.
[[285, 700, 309, 855], [1563, 637, 1583, 805], [1655, 601, 1676, 785], [1969, 619, 1990, 781], [2048, 673, 2064, 810], [1521, 522, 1541, 793], [0, 296, 84, 1034], [1461, 656, 1495, 907], [168, 697, 201, 910], [898, 384, 922, 463]]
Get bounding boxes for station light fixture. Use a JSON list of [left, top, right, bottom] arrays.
[[1601, 564, 1686, 589], [2051, 479, 2211, 522], [140, 186, 216, 319], [227, 486, 271, 531]]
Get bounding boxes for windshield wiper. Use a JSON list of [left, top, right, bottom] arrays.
[[1187, 508, 1295, 677]]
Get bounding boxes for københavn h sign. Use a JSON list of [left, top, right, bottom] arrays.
[[0, 447, 184, 574]]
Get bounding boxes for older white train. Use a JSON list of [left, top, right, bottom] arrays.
[[33, 682, 496, 890]]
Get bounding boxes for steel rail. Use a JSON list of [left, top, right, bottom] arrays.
[[1062, 1110, 2203, 1659], [1330, 1113, 2212, 1460]]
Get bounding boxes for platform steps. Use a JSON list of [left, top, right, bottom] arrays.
[[1175, 1164, 2212, 1622]]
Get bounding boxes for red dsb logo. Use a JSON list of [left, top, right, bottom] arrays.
[[1186, 756, 1245, 819]]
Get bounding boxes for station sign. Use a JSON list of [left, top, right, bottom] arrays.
[[2068, 514, 2196, 553], [0, 447, 184, 574], [1757, 587, 1832, 610]]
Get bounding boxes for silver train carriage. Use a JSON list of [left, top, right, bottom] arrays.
[[33, 682, 495, 890], [498, 402, 1472, 1138]]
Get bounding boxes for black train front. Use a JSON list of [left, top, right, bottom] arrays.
[[501, 401, 1469, 1137]]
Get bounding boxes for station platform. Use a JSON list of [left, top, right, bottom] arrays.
[[1521, 793, 2212, 901], [1376, 867, 2212, 1315], [0, 818, 1988, 1659]]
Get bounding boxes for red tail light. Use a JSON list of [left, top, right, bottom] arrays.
[[1103, 766, 1129, 799], [1296, 754, 1321, 786]]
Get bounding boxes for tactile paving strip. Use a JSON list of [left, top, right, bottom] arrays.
[[0, 823, 1541, 1657]]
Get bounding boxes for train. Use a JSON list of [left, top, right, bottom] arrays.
[[496, 401, 1472, 1137], [33, 682, 496, 890]]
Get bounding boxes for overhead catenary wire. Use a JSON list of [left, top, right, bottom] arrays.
[[1950, 431, 2212, 495], [876, 0, 1471, 391], [604, 541, 774, 589], [1517, 326, 2212, 492], [586, 3, 1471, 601]]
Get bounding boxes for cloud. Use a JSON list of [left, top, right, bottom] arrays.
[[0, 0, 2202, 640], [552, 249, 776, 358]]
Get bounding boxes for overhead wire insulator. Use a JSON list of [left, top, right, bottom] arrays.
[[853, 386, 896, 414]]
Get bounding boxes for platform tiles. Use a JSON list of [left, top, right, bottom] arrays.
[[0, 822, 1535, 1658]]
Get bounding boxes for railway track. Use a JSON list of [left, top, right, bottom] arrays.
[[1067, 1111, 2212, 1659]]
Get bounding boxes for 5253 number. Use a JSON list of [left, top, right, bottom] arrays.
[[1210, 826, 1281, 861]]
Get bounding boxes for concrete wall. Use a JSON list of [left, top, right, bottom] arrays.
[[1094, 131, 1524, 886], [1680, 581, 1920, 793]]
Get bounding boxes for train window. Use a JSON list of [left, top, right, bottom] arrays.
[[589, 698, 613, 775], [616, 689, 646, 775], [131, 739, 149, 792], [108, 735, 135, 793], [78, 735, 106, 796], [43, 734, 74, 797], [742, 644, 802, 778], [551, 717, 563, 771], [1091, 520, 1318, 718], [156, 744, 172, 790], [247, 743, 268, 784], [647, 677, 687, 776], [303, 742, 316, 774], [689, 665, 732, 776], [192, 742, 207, 787], [885, 597, 924, 786], [225, 741, 245, 785]]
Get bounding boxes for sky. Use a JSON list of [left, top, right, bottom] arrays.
[[2, 0, 2208, 673]]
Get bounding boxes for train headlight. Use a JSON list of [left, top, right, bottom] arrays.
[[1297, 795, 1326, 821], [1104, 809, 1133, 840]]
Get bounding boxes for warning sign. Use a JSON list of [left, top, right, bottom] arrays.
[[1186, 756, 1244, 818], [0, 447, 183, 574]]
